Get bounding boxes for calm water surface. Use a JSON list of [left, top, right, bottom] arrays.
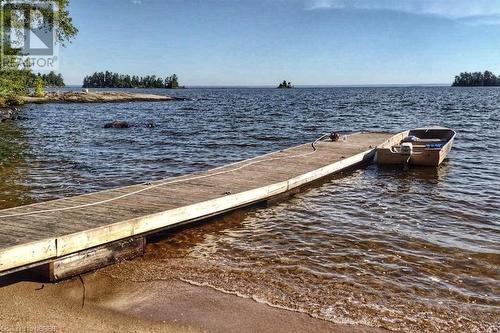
[[0, 87, 499, 332]]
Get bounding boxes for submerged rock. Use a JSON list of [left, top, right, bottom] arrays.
[[104, 120, 130, 129], [0, 107, 19, 122]]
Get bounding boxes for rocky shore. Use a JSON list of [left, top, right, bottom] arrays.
[[0, 107, 19, 122], [23, 91, 185, 104], [1, 91, 183, 122], [1, 91, 184, 123]]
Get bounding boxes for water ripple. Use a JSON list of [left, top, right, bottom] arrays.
[[1, 87, 499, 332]]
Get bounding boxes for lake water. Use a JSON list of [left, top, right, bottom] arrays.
[[0, 87, 498, 332]]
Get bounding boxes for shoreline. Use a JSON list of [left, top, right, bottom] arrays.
[[1, 90, 184, 122], [22, 91, 185, 104], [0, 269, 390, 333]]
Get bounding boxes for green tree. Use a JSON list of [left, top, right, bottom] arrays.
[[0, 70, 32, 107], [34, 77, 45, 97], [169, 74, 179, 88], [0, 0, 78, 106], [39, 71, 65, 87]]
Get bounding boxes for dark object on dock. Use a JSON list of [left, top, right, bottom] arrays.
[[104, 120, 130, 129], [330, 132, 341, 141]]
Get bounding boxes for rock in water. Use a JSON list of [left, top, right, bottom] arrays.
[[0, 107, 19, 122], [104, 120, 130, 129]]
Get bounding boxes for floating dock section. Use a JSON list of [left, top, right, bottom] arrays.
[[0, 132, 392, 280]]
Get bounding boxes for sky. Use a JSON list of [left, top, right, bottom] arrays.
[[57, 0, 500, 86]]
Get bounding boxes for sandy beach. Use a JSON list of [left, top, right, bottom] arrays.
[[0, 266, 390, 333]]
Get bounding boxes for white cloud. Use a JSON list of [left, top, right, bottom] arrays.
[[306, 0, 500, 25], [130, 0, 143, 4]]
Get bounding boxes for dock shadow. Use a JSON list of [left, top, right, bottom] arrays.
[[0, 265, 48, 288]]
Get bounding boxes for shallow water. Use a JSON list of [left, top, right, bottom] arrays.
[[1, 87, 499, 332]]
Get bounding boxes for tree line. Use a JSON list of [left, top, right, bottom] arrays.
[[452, 71, 500, 86], [37, 71, 65, 87], [82, 72, 180, 89]]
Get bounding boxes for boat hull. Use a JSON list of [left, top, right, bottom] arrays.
[[376, 127, 456, 167]]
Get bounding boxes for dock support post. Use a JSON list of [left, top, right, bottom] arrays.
[[44, 236, 145, 281]]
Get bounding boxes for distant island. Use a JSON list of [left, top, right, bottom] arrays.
[[452, 70, 500, 87], [277, 80, 293, 89], [36, 71, 66, 87], [83, 72, 181, 89]]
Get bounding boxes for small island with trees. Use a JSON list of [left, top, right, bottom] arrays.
[[83, 72, 181, 89], [452, 70, 500, 86], [38, 71, 66, 87], [1, 69, 183, 116], [277, 80, 293, 89]]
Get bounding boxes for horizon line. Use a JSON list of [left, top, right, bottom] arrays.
[[65, 83, 452, 88]]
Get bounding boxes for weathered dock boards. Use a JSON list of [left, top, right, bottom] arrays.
[[0, 132, 393, 278]]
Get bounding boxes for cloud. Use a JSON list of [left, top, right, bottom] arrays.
[[457, 15, 500, 26], [306, 0, 500, 25], [130, 0, 143, 4]]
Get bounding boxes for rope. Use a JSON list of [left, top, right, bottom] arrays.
[[78, 275, 86, 308], [311, 133, 330, 151], [0, 133, 334, 219]]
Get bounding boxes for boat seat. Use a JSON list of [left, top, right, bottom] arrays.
[[414, 138, 446, 143], [400, 139, 446, 143]]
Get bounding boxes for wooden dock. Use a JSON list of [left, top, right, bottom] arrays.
[[0, 132, 393, 280]]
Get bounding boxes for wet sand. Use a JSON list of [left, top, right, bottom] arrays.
[[0, 275, 196, 333], [0, 269, 390, 333]]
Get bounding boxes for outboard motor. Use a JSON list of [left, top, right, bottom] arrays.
[[400, 142, 413, 168], [401, 142, 413, 156]]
